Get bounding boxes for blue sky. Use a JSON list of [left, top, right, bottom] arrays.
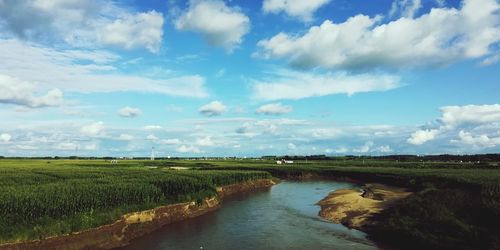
[[0, 0, 499, 157]]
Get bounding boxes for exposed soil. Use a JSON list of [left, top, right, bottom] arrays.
[[317, 183, 412, 229]]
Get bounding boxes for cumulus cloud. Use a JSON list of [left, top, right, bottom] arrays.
[[407, 129, 439, 145], [407, 104, 500, 147], [235, 123, 257, 137], [439, 104, 500, 128], [0, 133, 12, 143], [262, 0, 331, 22], [196, 136, 215, 146], [0, 39, 208, 98], [453, 130, 500, 149], [252, 69, 400, 100], [0, 74, 64, 108], [80, 122, 105, 137], [287, 142, 297, 150], [175, 0, 250, 52], [377, 145, 393, 153], [199, 101, 227, 117], [100, 11, 164, 53], [256, 0, 500, 70], [118, 106, 142, 118], [353, 141, 374, 153], [256, 103, 293, 115], [0, 0, 164, 52]]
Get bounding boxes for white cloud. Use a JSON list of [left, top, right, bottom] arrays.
[[262, 0, 331, 22], [0, 133, 11, 143], [440, 104, 500, 128], [354, 141, 374, 153], [83, 143, 98, 151], [376, 145, 393, 153], [407, 104, 500, 146], [54, 142, 97, 151], [235, 123, 258, 137], [389, 0, 422, 18], [0, 39, 208, 98], [256, 103, 293, 115], [252, 69, 400, 100], [100, 11, 164, 53], [256, 0, 500, 70], [0, 74, 64, 108], [55, 142, 78, 150], [199, 101, 227, 117], [311, 128, 343, 139], [175, 0, 250, 52], [287, 142, 297, 150], [215, 68, 226, 78], [196, 136, 215, 146], [480, 53, 500, 66], [325, 147, 348, 154], [453, 130, 500, 149], [144, 125, 163, 130], [407, 129, 439, 145], [146, 134, 158, 140], [14, 145, 39, 150], [176, 145, 201, 153], [118, 134, 134, 141], [435, 0, 446, 7], [159, 138, 181, 145], [80, 122, 105, 137], [118, 106, 142, 118], [0, 0, 164, 52]]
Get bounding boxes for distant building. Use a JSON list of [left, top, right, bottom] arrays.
[[276, 159, 293, 165]]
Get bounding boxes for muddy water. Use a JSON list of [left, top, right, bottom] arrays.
[[122, 181, 377, 250]]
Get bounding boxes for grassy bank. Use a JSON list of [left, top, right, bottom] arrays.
[[0, 159, 271, 243]]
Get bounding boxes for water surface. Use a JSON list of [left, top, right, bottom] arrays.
[[123, 181, 377, 250]]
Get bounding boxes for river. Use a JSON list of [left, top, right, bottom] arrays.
[[122, 181, 378, 250]]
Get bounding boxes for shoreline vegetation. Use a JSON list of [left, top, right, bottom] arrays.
[[0, 179, 276, 250], [1, 157, 499, 249]]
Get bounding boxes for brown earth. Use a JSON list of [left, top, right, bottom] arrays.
[[317, 183, 412, 229], [0, 179, 276, 250]]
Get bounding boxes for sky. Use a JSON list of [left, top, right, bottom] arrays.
[[0, 0, 499, 157]]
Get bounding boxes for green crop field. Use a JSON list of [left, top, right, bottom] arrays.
[[0, 159, 271, 243], [0, 158, 499, 249]]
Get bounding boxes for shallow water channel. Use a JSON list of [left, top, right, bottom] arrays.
[[122, 181, 378, 250]]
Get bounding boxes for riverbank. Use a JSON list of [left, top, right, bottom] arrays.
[[0, 179, 276, 250], [317, 183, 412, 229]]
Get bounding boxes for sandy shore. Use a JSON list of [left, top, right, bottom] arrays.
[[317, 183, 412, 229]]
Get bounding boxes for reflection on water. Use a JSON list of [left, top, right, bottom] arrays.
[[122, 181, 377, 250]]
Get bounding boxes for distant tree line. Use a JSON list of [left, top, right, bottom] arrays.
[[264, 154, 500, 162], [1, 154, 499, 162]]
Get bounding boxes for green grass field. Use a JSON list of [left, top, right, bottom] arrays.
[[0, 158, 499, 249]]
